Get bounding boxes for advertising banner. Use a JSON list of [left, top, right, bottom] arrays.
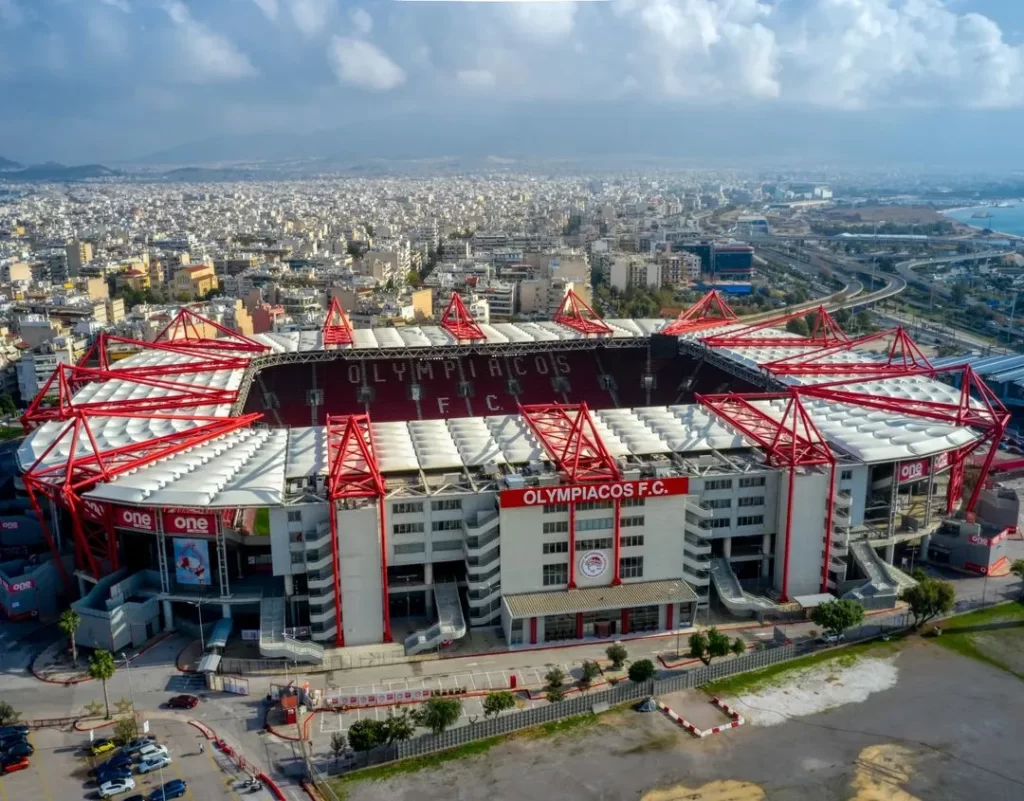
[[0, 576, 34, 593], [896, 458, 930, 485], [113, 506, 157, 532], [173, 538, 211, 585], [932, 451, 952, 474], [326, 688, 433, 708], [81, 499, 107, 523], [162, 510, 216, 536], [500, 476, 689, 509]]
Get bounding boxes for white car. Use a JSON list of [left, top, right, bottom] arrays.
[[820, 632, 845, 645], [137, 754, 172, 774], [98, 777, 136, 798], [137, 743, 169, 761]]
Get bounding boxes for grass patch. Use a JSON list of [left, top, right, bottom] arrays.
[[252, 507, 270, 536], [703, 637, 905, 696], [931, 601, 1024, 679], [531, 710, 608, 738], [0, 426, 23, 441]]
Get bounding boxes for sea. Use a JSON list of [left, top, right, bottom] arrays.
[[943, 204, 1024, 237]]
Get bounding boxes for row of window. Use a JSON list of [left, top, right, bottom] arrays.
[[543, 498, 645, 514], [393, 519, 462, 535], [393, 540, 463, 555], [738, 496, 765, 507], [541, 556, 645, 586], [542, 534, 646, 556], [576, 537, 613, 551], [392, 499, 463, 515], [737, 515, 765, 527]]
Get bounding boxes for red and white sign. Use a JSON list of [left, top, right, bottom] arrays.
[[500, 477, 689, 508], [932, 451, 951, 473], [81, 499, 107, 523], [579, 551, 609, 579], [113, 506, 156, 532], [0, 521, 18, 531], [897, 459, 930, 485], [0, 576, 34, 593], [328, 688, 433, 708], [968, 529, 1009, 548], [162, 510, 215, 536]]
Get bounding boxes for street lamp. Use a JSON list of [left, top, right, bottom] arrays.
[[189, 600, 205, 652]]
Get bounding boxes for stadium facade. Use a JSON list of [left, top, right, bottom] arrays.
[[13, 292, 1008, 662]]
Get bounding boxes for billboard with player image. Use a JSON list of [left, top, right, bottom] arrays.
[[173, 538, 211, 586]]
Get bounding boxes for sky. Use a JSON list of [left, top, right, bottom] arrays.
[[3, 0, 1024, 165]]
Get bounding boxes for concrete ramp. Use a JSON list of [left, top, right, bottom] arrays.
[[710, 558, 777, 617]]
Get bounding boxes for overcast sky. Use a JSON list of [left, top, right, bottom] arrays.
[[2, 0, 1024, 164]]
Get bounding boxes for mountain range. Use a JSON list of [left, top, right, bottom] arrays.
[[0, 160, 119, 181]]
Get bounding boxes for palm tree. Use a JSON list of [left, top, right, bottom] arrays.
[[59, 609, 81, 668], [88, 650, 117, 720]]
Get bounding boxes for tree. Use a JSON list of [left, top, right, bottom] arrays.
[[606, 643, 627, 670], [810, 599, 865, 640], [114, 717, 138, 745], [347, 719, 388, 752], [730, 638, 746, 656], [59, 608, 82, 668], [382, 707, 415, 745], [546, 688, 565, 703], [0, 701, 19, 726], [482, 691, 516, 719], [1011, 559, 1024, 599], [544, 666, 566, 691], [578, 661, 600, 691], [785, 317, 810, 337], [627, 659, 656, 683], [688, 627, 731, 666], [0, 392, 17, 418], [88, 649, 117, 719], [329, 732, 347, 768], [901, 578, 956, 627], [406, 270, 421, 287], [415, 697, 461, 736], [951, 282, 968, 307]]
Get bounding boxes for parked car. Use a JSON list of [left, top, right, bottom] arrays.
[[147, 779, 186, 801], [136, 744, 169, 762], [95, 764, 132, 784], [0, 734, 27, 749], [0, 726, 29, 738], [0, 757, 29, 774], [91, 738, 117, 755], [1, 743, 33, 759], [137, 754, 171, 774], [99, 777, 136, 799], [165, 695, 199, 710], [105, 753, 134, 770], [120, 737, 158, 755], [819, 632, 845, 645]]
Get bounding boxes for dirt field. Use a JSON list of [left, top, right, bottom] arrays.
[[339, 642, 1024, 801], [824, 206, 948, 224], [936, 602, 1024, 678]]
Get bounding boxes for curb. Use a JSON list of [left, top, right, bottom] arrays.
[[655, 697, 745, 738], [73, 717, 116, 732], [30, 629, 177, 686]]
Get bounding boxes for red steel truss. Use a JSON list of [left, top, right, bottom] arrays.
[[322, 297, 355, 346], [24, 412, 260, 588], [75, 331, 252, 376], [153, 307, 266, 353], [325, 414, 390, 646], [553, 289, 613, 336], [661, 290, 739, 336], [696, 390, 835, 597], [762, 327, 932, 377], [440, 293, 486, 341], [519, 402, 622, 586], [703, 305, 849, 349]]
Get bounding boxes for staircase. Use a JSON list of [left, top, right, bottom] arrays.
[[259, 597, 324, 664], [710, 558, 777, 617], [404, 582, 467, 655]]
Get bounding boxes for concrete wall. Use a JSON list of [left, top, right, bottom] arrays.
[[270, 502, 329, 577], [774, 468, 828, 598], [839, 464, 869, 527], [73, 569, 162, 652], [0, 554, 72, 620], [337, 505, 384, 646], [500, 504, 549, 595]]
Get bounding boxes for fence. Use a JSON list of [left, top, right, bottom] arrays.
[[221, 647, 421, 677]]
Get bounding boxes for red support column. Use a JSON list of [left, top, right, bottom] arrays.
[[781, 466, 797, 601], [821, 465, 836, 592], [378, 497, 392, 643], [611, 497, 622, 586], [576, 612, 584, 640], [529, 617, 538, 644], [567, 502, 577, 589], [328, 500, 344, 647], [620, 608, 630, 635], [104, 504, 119, 572], [665, 603, 674, 631]]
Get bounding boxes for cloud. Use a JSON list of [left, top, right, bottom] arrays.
[[328, 36, 405, 91], [251, 0, 278, 21], [350, 7, 372, 37], [456, 68, 497, 91], [0, 0, 23, 28], [164, 2, 257, 82], [506, 2, 577, 42], [99, 0, 132, 12], [289, 0, 333, 38]]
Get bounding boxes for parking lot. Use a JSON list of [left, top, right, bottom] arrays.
[[1, 719, 259, 801]]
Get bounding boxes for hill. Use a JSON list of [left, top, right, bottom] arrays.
[[0, 162, 119, 181]]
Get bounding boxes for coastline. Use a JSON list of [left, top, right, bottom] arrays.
[[941, 205, 1024, 239]]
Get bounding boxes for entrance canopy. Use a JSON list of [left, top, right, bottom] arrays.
[[504, 579, 697, 619]]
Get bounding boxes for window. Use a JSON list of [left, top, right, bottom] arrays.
[[621, 535, 645, 547], [619, 556, 644, 579], [738, 476, 766, 488], [543, 542, 568, 554], [432, 520, 462, 532], [621, 498, 645, 508], [709, 517, 731, 529], [621, 516, 644, 527], [707, 498, 731, 509], [290, 552, 304, 564], [394, 542, 426, 555], [543, 521, 569, 534], [704, 479, 732, 491], [577, 500, 613, 511], [287, 510, 301, 523], [630, 605, 659, 632], [393, 522, 425, 535], [738, 496, 764, 507], [543, 563, 568, 586], [431, 499, 462, 512], [841, 469, 853, 481], [737, 515, 764, 527], [543, 504, 568, 514], [576, 537, 613, 551], [393, 502, 424, 515], [432, 539, 463, 551], [576, 517, 613, 532]]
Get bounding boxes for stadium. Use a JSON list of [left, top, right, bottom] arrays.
[[7, 289, 1009, 666]]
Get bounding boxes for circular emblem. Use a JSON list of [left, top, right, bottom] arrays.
[[579, 550, 609, 579]]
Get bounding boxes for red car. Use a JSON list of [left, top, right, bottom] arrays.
[[1, 756, 29, 774], [166, 695, 199, 709]]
